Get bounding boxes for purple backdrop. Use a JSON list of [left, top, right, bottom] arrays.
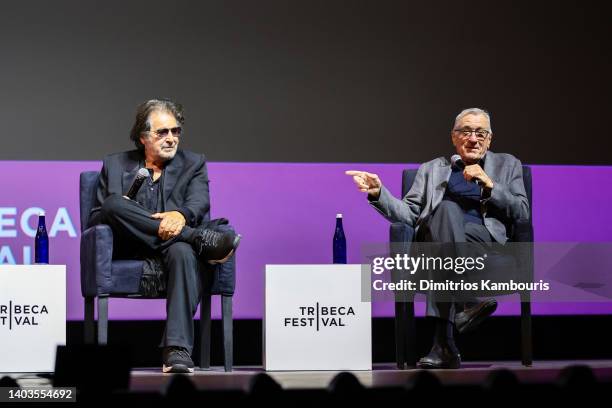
[[1, 161, 611, 320]]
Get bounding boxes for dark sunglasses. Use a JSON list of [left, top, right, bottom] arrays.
[[150, 126, 182, 138]]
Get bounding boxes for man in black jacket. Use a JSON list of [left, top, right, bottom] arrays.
[[88, 99, 240, 373]]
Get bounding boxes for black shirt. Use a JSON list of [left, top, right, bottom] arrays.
[[135, 167, 164, 213]]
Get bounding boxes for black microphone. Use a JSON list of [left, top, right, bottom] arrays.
[[124, 168, 150, 200], [450, 154, 482, 186]]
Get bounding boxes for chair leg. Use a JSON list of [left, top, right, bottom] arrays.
[[221, 295, 233, 372], [520, 297, 533, 367], [405, 298, 417, 368], [84, 296, 95, 344], [97, 296, 108, 345], [394, 302, 406, 369], [200, 294, 212, 369]]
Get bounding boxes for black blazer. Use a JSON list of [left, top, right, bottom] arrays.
[[88, 149, 210, 228]]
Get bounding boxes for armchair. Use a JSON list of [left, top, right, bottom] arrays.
[[390, 166, 534, 368], [79, 171, 235, 371]]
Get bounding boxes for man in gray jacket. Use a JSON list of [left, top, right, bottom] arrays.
[[347, 108, 529, 368]]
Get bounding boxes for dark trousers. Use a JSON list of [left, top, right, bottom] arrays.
[[95, 194, 203, 353], [416, 200, 495, 322]]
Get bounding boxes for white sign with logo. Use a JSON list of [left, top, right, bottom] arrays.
[[264, 264, 371, 371], [0, 265, 66, 372]]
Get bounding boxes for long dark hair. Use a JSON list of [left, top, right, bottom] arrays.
[[129, 99, 185, 151]]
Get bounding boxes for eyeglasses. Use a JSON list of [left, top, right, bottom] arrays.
[[453, 128, 490, 141], [147, 126, 183, 140]]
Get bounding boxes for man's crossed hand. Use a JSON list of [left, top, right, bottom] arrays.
[[151, 211, 186, 241]]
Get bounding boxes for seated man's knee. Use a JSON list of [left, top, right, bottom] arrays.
[[435, 200, 463, 217], [100, 194, 124, 219]]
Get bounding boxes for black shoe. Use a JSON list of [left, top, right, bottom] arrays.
[[193, 228, 241, 264], [455, 298, 498, 334], [417, 344, 461, 369], [162, 346, 195, 373]]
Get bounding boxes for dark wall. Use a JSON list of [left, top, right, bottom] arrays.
[[1, 0, 610, 164]]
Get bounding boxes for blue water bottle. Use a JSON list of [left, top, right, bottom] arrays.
[[35, 211, 49, 264], [333, 213, 347, 264]]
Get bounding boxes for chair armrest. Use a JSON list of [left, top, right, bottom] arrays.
[[203, 223, 237, 296], [512, 220, 534, 243], [389, 222, 416, 301], [390, 222, 415, 250], [80, 224, 114, 297], [207, 254, 236, 296], [511, 220, 534, 283]]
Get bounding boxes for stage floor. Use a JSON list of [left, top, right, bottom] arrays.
[[9, 360, 612, 392]]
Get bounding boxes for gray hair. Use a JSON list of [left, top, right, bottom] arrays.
[[129, 99, 185, 151], [453, 108, 492, 133]]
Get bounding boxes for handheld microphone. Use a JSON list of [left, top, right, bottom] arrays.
[[450, 154, 483, 186], [125, 168, 150, 200]]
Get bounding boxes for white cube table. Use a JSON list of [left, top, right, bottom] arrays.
[[0, 265, 66, 372], [264, 264, 371, 371]]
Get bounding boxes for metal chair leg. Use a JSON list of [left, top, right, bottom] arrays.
[[84, 296, 95, 344], [520, 296, 533, 367], [222, 295, 233, 372], [200, 294, 212, 369], [97, 296, 108, 345], [405, 298, 417, 367], [394, 302, 407, 369]]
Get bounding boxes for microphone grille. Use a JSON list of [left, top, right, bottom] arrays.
[[450, 154, 464, 170], [136, 168, 150, 179]]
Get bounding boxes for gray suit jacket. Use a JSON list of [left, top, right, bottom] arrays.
[[370, 151, 530, 243]]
